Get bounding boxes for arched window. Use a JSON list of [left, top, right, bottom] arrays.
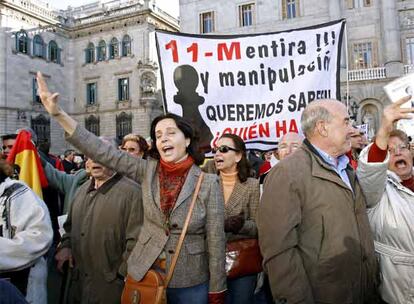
[[109, 37, 119, 59], [361, 102, 380, 141], [31, 114, 50, 144], [85, 42, 95, 63], [121, 35, 131, 57], [97, 40, 106, 61], [49, 40, 60, 63], [33, 35, 45, 58], [116, 112, 132, 140], [16, 30, 29, 54], [85, 115, 100, 136]]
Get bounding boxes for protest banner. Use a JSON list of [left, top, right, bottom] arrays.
[[156, 19, 345, 151]]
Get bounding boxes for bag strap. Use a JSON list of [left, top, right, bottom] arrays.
[[164, 172, 204, 287], [1, 183, 24, 237]]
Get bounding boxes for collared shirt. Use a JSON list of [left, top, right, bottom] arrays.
[[87, 173, 120, 194], [312, 145, 353, 191]]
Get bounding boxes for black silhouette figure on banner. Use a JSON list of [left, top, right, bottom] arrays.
[[173, 65, 213, 152]]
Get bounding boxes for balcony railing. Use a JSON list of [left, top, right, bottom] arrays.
[[348, 67, 386, 81], [74, 5, 142, 25], [73, 3, 178, 26], [404, 65, 414, 74], [5, 0, 58, 21]]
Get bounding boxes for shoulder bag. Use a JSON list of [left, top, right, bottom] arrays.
[[121, 173, 204, 304]]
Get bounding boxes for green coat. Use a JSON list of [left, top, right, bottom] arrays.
[[43, 162, 89, 214]]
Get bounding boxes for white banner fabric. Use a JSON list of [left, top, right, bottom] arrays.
[[156, 20, 345, 151]]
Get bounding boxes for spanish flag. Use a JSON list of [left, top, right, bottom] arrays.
[[6, 130, 48, 198]]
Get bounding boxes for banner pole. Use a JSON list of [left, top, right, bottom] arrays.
[[344, 23, 350, 112]]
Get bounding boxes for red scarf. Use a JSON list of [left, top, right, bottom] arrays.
[[159, 156, 194, 215], [402, 176, 414, 193]]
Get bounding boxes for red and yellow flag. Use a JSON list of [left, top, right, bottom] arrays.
[[6, 130, 48, 198]]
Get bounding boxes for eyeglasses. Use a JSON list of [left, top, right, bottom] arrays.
[[212, 145, 239, 154], [121, 147, 138, 153], [388, 144, 409, 154], [278, 143, 301, 151]]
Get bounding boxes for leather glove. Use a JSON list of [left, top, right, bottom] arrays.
[[208, 291, 226, 304], [224, 215, 244, 234]]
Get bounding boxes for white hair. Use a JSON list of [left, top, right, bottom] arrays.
[[301, 103, 333, 138]]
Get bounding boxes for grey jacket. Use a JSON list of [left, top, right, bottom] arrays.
[[66, 125, 226, 292]]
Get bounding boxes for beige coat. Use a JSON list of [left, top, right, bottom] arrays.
[[61, 174, 143, 304], [66, 125, 226, 292], [258, 140, 378, 304]]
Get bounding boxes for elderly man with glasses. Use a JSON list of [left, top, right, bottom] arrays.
[[357, 96, 414, 304]]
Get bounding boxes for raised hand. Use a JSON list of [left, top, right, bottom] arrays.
[[376, 96, 414, 149], [36, 71, 61, 116], [382, 96, 414, 129], [36, 71, 77, 135]]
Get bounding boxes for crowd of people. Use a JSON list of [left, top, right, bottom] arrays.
[[0, 71, 413, 304]]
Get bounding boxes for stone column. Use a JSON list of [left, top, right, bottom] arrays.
[[380, 0, 403, 77], [328, 0, 341, 20]]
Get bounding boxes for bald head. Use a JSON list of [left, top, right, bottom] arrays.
[[278, 132, 304, 160], [301, 99, 352, 158], [301, 99, 346, 138]]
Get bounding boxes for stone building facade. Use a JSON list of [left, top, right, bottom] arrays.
[[179, 0, 414, 139], [0, 0, 178, 153]]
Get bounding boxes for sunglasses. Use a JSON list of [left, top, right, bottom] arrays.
[[212, 145, 239, 154]]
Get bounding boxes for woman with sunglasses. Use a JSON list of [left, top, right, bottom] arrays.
[[36, 72, 226, 304], [120, 133, 149, 159], [207, 134, 260, 304]]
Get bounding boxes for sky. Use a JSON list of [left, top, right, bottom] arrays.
[[47, 0, 179, 18]]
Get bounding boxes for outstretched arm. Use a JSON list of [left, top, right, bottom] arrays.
[[37, 71, 147, 183], [36, 71, 77, 135], [357, 95, 414, 208]]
